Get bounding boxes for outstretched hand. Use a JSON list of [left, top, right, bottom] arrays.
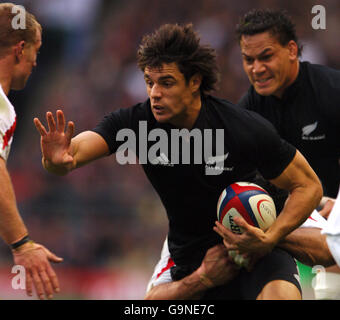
[[34, 110, 75, 173], [12, 241, 63, 300]]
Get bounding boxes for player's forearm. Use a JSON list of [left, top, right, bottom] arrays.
[[0, 161, 28, 244], [278, 228, 335, 267], [145, 271, 207, 300], [267, 181, 322, 246]]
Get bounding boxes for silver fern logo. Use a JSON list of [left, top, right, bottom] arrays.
[[302, 122, 325, 140]]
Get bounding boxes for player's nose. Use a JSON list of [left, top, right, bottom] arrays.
[[252, 60, 266, 75], [150, 84, 162, 99]]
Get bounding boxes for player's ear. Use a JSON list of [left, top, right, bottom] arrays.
[[190, 73, 202, 93], [13, 41, 25, 62], [287, 40, 298, 61]]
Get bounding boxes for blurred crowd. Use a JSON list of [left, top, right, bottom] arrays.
[[1, 0, 340, 282]]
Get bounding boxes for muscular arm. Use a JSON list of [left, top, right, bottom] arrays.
[[279, 227, 335, 267], [145, 271, 208, 300], [0, 157, 28, 244], [145, 244, 239, 300], [267, 150, 323, 246]]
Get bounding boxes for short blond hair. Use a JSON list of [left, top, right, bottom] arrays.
[[0, 3, 42, 57]]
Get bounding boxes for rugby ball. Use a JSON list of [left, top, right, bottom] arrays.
[[217, 182, 276, 233]]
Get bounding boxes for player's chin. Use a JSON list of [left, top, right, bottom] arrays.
[[152, 113, 172, 123], [11, 78, 29, 91], [253, 85, 276, 96]]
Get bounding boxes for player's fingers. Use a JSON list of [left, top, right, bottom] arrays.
[[25, 272, 33, 297], [223, 239, 237, 251], [33, 118, 47, 136], [31, 267, 45, 300], [214, 221, 238, 242], [319, 200, 334, 219], [233, 216, 251, 231], [56, 109, 65, 133], [65, 121, 74, 142], [38, 268, 54, 299], [45, 263, 60, 294], [213, 225, 225, 238], [46, 111, 56, 132]]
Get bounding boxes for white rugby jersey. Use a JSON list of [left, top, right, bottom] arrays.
[[0, 85, 16, 161]]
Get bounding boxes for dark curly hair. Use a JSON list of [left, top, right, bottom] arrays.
[[236, 9, 303, 56], [137, 23, 220, 93]]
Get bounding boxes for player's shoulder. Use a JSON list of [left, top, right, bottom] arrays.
[[0, 85, 15, 117], [237, 85, 265, 111], [205, 94, 251, 118], [104, 99, 152, 125], [205, 94, 275, 131], [207, 96, 270, 121], [302, 61, 340, 120], [0, 85, 16, 131], [303, 61, 340, 89]]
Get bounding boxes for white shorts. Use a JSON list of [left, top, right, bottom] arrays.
[[300, 209, 328, 229], [146, 238, 175, 293]]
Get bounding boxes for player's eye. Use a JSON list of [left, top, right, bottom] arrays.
[[145, 80, 153, 88], [162, 81, 173, 88], [261, 54, 272, 61], [244, 56, 254, 64]]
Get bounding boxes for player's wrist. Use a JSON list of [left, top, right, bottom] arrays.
[[195, 267, 215, 289], [42, 157, 69, 176], [10, 234, 34, 251]]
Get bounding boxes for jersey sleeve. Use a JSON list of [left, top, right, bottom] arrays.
[[0, 91, 16, 162], [0, 119, 8, 160], [91, 102, 147, 154], [241, 110, 297, 180]]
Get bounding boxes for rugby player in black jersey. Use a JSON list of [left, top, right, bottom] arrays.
[[34, 23, 324, 299], [237, 9, 339, 204], [234, 9, 340, 299]]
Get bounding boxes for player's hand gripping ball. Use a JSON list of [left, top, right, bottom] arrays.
[[217, 182, 277, 268]]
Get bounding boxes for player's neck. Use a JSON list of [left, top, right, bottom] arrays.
[[274, 60, 300, 99], [0, 60, 13, 96], [170, 94, 202, 129]]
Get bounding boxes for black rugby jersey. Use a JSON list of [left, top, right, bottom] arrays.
[[92, 95, 296, 266], [238, 61, 340, 197]]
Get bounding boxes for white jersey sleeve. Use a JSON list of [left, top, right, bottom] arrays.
[[0, 85, 16, 162], [322, 187, 340, 267]]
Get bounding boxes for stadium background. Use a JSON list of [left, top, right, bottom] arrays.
[[0, 0, 338, 299]]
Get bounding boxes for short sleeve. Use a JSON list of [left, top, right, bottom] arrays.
[[91, 102, 148, 154]]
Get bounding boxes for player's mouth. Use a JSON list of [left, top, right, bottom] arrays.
[[254, 77, 273, 88], [152, 105, 166, 115]]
